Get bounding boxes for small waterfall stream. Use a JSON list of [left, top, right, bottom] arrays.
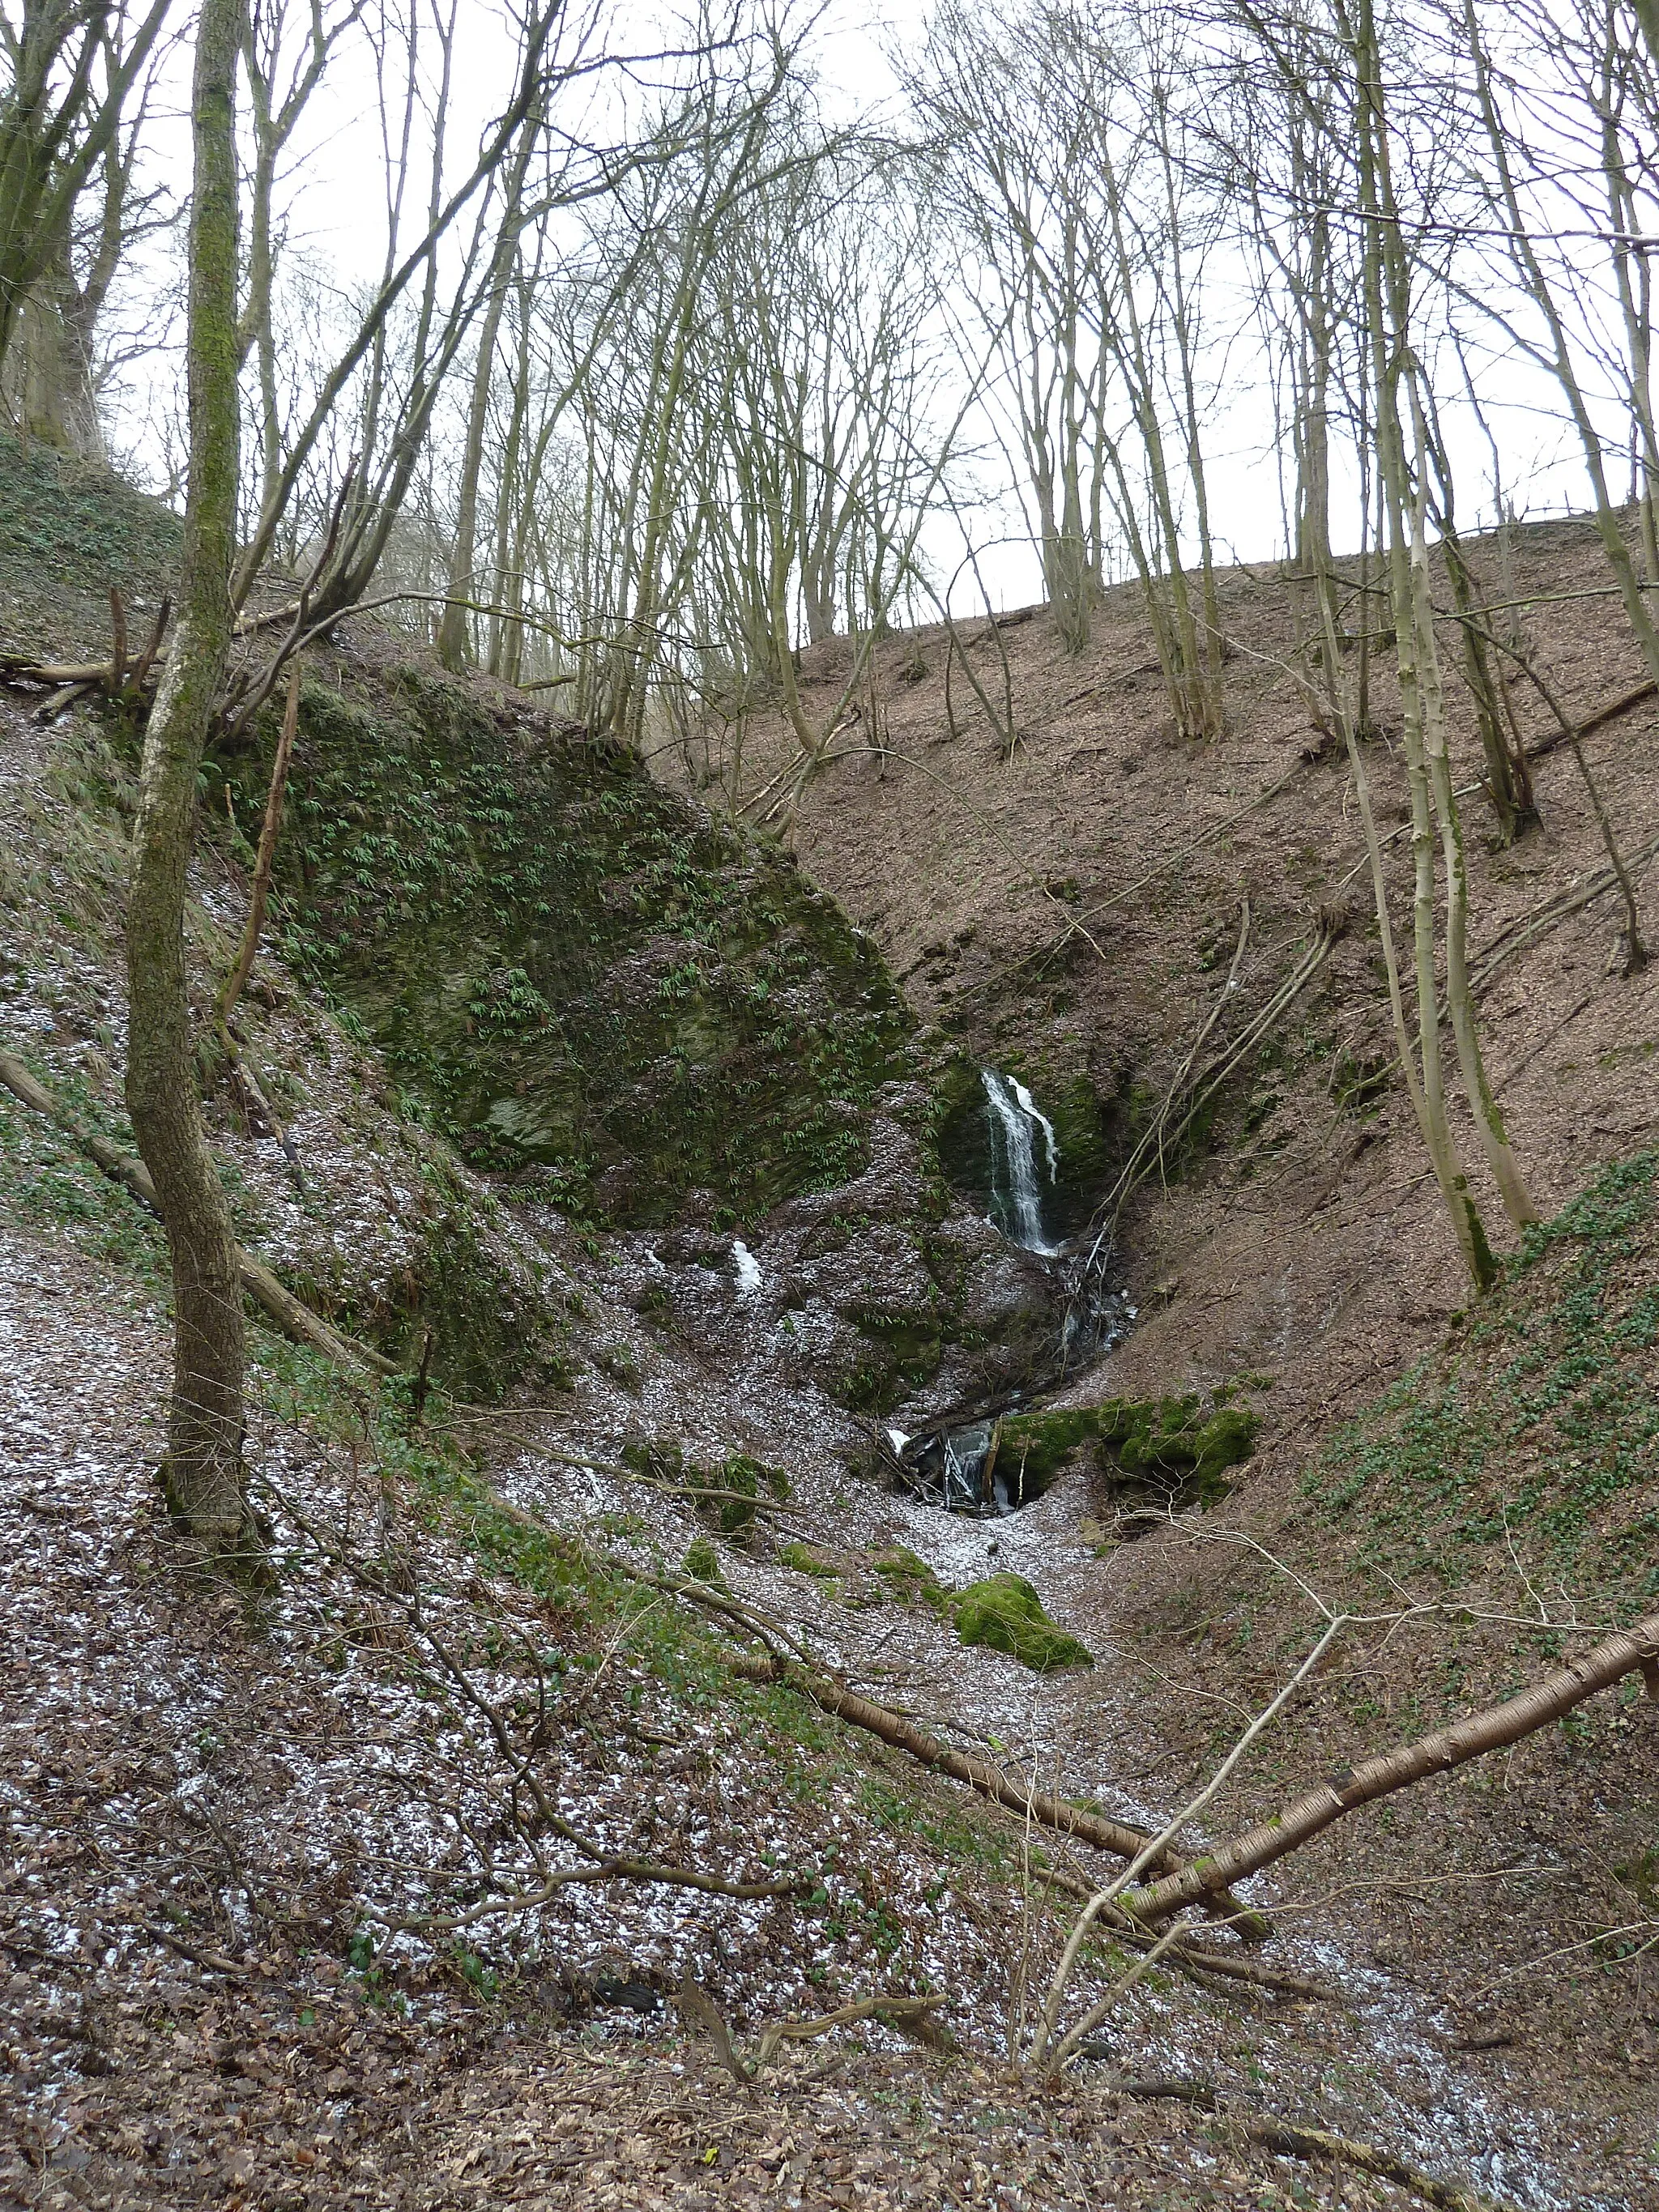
[[892, 1068, 1131, 1516], [980, 1068, 1061, 1254]]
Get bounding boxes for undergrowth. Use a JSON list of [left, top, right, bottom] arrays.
[[1304, 1152, 1659, 1610], [236, 663, 916, 1225]]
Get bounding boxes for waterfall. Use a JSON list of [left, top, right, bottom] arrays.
[[981, 1068, 1061, 1254]]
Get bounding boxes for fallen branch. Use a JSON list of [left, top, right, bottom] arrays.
[[1233, 2112, 1515, 2212], [1100, 2078, 1513, 2212], [0, 1047, 394, 1375], [727, 1652, 1186, 1875], [673, 1981, 947, 2083], [259, 1474, 804, 1934], [1469, 829, 1659, 995], [1120, 1611, 1659, 1924], [753, 1993, 945, 2069], [1041, 1861, 1329, 1998], [1524, 676, 1656, 760]]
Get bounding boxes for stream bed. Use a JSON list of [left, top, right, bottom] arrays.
[[896, 1067, 1131, 1515]]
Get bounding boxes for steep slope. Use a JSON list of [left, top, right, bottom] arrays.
[[3, 445, 1657, 2210]]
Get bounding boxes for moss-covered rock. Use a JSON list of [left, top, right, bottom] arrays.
[[251, 663, 917, 1227], [995, 1407, 1111, 1501], [682, 1535, 726, 1587], [1096, 1396, 1260, 1507], [990, 1395, 1260, 1524], [778, 1541, 841, 1580], [949, 1575, 1092, 1672], [870, 1545, 950, 1609]]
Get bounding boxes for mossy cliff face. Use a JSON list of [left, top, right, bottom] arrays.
[[247, 666, 913, 1226]]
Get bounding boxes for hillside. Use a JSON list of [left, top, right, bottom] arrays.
[[1, 445, 1657, 2211]]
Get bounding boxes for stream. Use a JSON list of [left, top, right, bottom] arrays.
[[895, 1068, 1131, 1515]]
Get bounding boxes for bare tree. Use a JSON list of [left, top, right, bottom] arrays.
[[125, 0, 251, 1558], [0, 0, 172, 437]]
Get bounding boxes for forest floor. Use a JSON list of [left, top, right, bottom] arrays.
[[654, 518, 1659, 2199], [2, 482, 1658, 2210]]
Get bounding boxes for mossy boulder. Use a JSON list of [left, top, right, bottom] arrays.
[[993, 1394, 1260, 1524], [1096, 1396, 1260, 1507], [995, 1408, 1111, 1502], [949, 1574, 1092, 1673], [778, 1541, 840, 1580], [682, 1535, 726, 1588]]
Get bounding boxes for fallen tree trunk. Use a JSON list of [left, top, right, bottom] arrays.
[[1524, 675, 1657, 760], [1232, 2113, 1512, 2212], [0, 1049, 394, 1376], [1120, 1613, 1659, 1925], [728, 1651, 1188, 1874]]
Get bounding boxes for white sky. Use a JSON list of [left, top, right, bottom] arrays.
[[100, 0, 1630, 618]]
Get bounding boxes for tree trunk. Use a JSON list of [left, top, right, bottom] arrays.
[[125, 0, 254, 1560], [5, 220, 104, 458], [437, 164, 525, 671]]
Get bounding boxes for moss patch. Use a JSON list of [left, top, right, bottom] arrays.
[[1096, 1396, 1260, 1507], [870, 1545, 949, 1609], [995, 1408, 1110, 1502], [949, 1575, 1092, 1672], [993, 1397, 1259, 1519], [778, 1541, 841, 1581]]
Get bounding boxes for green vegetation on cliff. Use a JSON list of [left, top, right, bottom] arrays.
[[240, 663, 915, 1226]]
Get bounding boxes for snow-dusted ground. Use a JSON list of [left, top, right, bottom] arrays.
[[0, 697, 1645, 2209]]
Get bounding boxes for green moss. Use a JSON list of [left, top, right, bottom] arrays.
[[682, 1535, 726, 1587], [0, 1085, 167, 1282], [252, 664, 915, 1226], [995, 1408, 1108, 1500], [996, 1397, 1259, 1515], [621, 1440, 790, 1537], [1095, 1396, 1260, 1506], [778, 1541, 841, 1580], [949, 1575, 1092, 1672], [870, 1545, 950, 1609], [834, 1301, 953, 1413]]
